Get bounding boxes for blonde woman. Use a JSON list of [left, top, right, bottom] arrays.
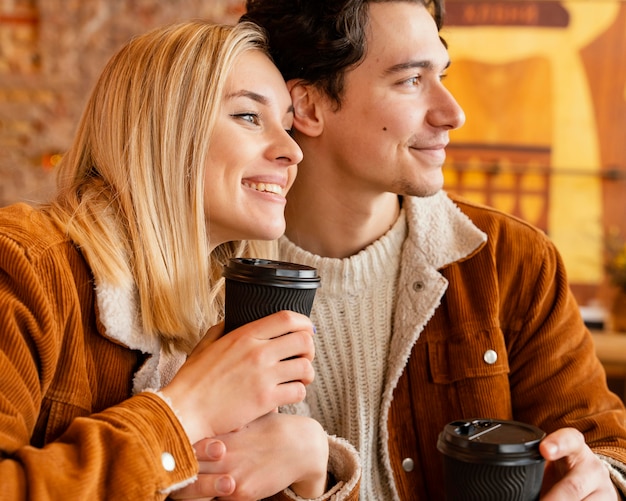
[[0, 21, 330, 499]]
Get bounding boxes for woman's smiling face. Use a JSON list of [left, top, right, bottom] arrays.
[[205, 49, 302, 248]]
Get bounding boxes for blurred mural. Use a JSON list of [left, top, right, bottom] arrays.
[[441, 0, 626, 305], [0, 0, 625, 307]]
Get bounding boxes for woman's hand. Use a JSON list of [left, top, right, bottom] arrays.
[[161, 310, 316, 443], [169, 439, 237, 499], [170, 412, 329, 501]]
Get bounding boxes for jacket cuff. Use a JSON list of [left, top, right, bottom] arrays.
[[105, 391, 199, 495]]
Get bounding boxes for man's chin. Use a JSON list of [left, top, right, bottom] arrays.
[[400, 182, 444, 199]]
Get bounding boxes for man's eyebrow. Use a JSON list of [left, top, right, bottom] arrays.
[[383, 59, 451, 75]]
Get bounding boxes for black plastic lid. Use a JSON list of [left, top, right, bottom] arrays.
[[223, 258, 321, 289], [437, 419, 545, 466]]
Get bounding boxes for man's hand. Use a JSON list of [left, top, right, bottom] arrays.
[[540, 427, 620, 500]]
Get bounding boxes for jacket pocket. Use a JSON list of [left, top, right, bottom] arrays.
[[426, 327, 510, 384]]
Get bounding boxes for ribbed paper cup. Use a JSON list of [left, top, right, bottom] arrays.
[[222, 258, 321, 334], [437, 419, 545, 501]]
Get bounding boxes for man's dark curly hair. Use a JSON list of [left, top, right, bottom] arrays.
[[241, 0, 445, 108]]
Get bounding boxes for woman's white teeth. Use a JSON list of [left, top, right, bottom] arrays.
[[243, 181, 283, 195]]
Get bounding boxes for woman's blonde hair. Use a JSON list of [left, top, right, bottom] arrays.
[[45, 20, 276, 352]]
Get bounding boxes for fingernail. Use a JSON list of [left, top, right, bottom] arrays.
[[206, 440, 225, 460], [216, 475, 234, 495]]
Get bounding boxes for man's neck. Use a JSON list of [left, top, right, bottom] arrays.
[[284, 173, 401, 259]]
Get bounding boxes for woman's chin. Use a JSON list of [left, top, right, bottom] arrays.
[[246, 223, 286, 242]]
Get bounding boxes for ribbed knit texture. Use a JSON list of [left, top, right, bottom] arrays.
[[279, 209, 407, 499]]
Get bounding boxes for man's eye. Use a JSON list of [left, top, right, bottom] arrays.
[[405, 76, 420, 86]]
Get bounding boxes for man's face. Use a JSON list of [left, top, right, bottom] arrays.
[[317, 1, 465, 198]]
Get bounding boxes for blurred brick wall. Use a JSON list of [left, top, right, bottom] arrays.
[[0, 0, 245, 206]]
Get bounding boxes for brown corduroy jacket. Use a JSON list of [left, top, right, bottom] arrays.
[[278, 192, 626, 500], [0, 203, 200, 499], [386, 195, 626, 499]]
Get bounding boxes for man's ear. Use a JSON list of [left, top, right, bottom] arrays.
[[287, 79, 324, 137]]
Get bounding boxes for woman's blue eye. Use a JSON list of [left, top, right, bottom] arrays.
[[232, 113, 260, 125]]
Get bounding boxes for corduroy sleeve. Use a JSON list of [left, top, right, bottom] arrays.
[[0, 214, 198, 500], [1, 392, 198, 499]]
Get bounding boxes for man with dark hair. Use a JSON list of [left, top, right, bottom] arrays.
[[182, 1, 626, 499]]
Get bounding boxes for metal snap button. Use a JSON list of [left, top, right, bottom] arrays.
[[483, 349, 498, 364], [161, 451, 176, 472], [402, 457, 415, 472]]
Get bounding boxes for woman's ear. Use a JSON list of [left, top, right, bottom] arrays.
[[287, 79, 324, 137]]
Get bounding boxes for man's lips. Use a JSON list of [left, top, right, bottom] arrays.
[[409, 144, 448, 162], [409, 141, 448, 151]]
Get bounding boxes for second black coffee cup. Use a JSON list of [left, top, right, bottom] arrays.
[[222, 257, 321, 333], [437, 418, 546, 501]]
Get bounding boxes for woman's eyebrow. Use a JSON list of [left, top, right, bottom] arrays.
[[226, 89, 295, 115], [226, 89, 269, 105]]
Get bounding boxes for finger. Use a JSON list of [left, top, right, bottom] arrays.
[[273, 379, 307, 407], [244, 310, 314, 341], [194, 439, 226, 462], [273, 329, 316, 362], [169, 474, 235, 499], [540, 428, 586, 462], [276, 355, 315, 386]]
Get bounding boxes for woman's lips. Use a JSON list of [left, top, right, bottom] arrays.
[[242, 181, 284, 196]]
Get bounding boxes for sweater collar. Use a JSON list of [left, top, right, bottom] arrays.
[[280, 190, 487, 274], [279, 208, 407, 294]]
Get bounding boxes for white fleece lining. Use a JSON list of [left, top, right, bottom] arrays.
[[159, 476, 198, 496], [94, 281, 164, 393]]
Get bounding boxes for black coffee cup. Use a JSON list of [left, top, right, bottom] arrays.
[[437, 418, 546, 501], [222, 257, 321, 334]]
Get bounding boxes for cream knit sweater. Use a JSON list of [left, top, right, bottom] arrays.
[[279, 209, 407, 499]]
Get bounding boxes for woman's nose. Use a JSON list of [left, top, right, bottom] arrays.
[[271, 130, 303, 165]]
